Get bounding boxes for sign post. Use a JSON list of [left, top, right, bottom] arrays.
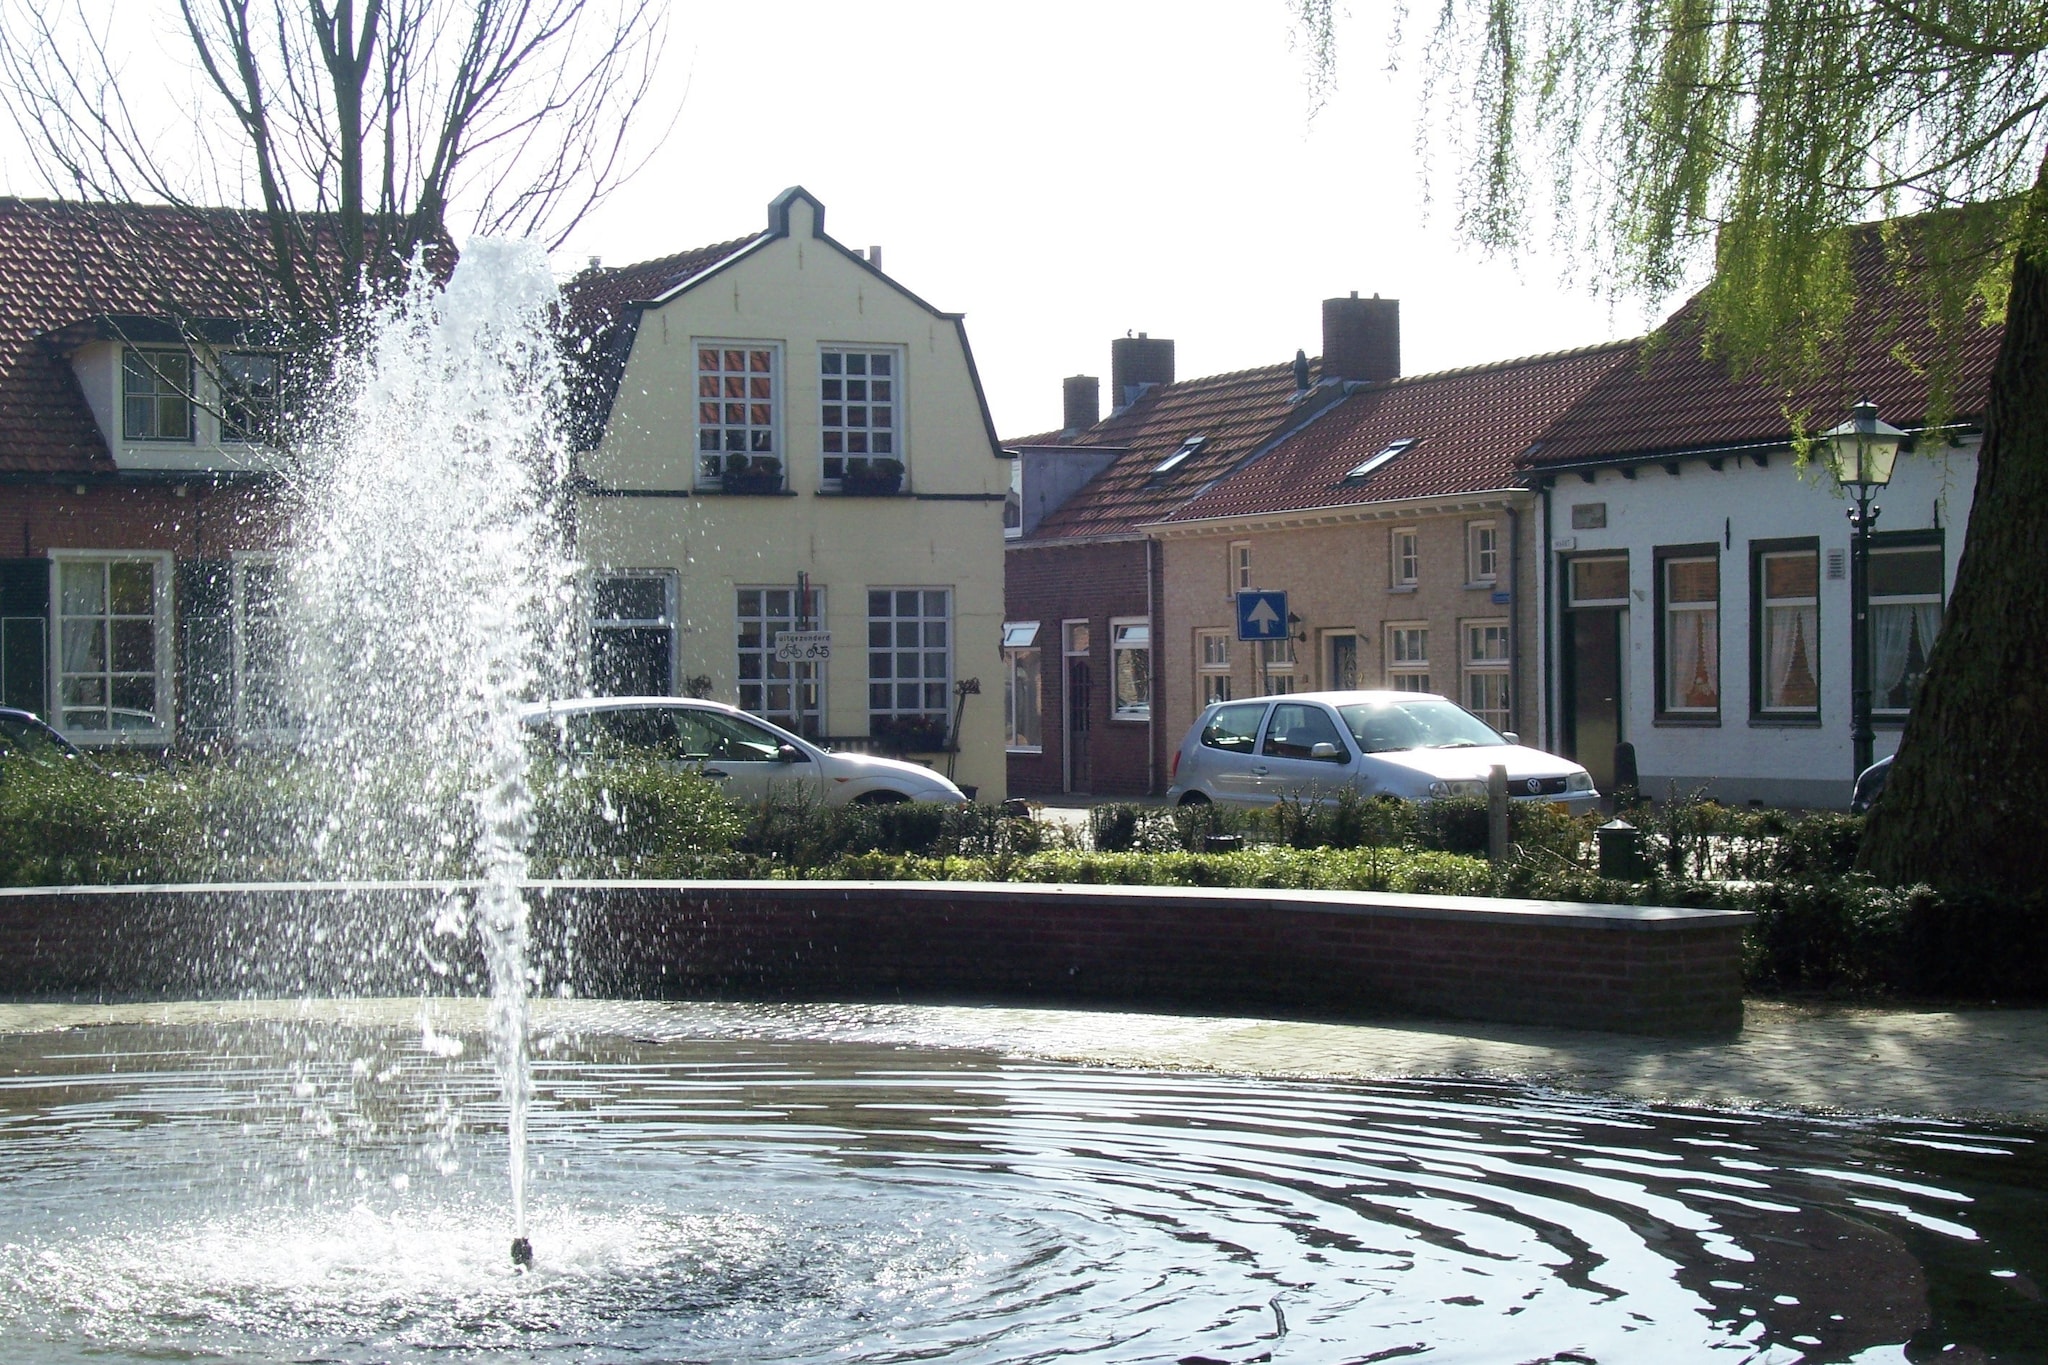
[[1236, 590, 1288, 696]]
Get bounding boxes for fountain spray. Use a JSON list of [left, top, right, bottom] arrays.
[[287, 239, 580, 1269]]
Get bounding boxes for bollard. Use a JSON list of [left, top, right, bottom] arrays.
[[1487, 765, 1510, 864], [1597, 817, 1646, 880]]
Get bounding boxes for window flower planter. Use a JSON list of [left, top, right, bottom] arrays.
[[840, 458, 904, 497]]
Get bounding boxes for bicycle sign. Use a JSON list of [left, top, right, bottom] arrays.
[[773, 630, 833, 663]]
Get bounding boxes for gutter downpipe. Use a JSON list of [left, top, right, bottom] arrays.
[[1538, 478, 1555, 752], [1146, 536, 1158, 795], [1507, 500, 1522, 738]]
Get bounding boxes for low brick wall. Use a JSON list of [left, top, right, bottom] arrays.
[[0, 881, 1750, 1035]]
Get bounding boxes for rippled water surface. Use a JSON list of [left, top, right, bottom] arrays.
[[1, 1003, 2043, 1363]]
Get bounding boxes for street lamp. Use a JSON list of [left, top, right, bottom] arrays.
[[1820, 401, 1906, 780]]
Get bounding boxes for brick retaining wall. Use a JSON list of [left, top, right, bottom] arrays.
[[0, 881, 1749, 1035]]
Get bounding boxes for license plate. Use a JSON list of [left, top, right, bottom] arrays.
[[1548, 801, 1571, 814]]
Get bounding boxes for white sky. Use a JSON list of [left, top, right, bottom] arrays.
[[0, 1, 1697, 439]]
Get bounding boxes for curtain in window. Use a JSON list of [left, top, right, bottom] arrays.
[[1872, 602, 1941, 710], [1766, 604, 1818, 709], [1667, 607, 1719, 709]]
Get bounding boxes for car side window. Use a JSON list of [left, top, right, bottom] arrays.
[[1200, 702, 1268, 754], [1259, 703, 1349, 762], [700, 712, 783, 762]]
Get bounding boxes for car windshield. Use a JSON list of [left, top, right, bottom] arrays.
[[0, 715, 76, 765], [1336, 698, 1505, 752]]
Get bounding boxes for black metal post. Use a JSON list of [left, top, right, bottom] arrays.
[[1847, 492, 1881, 779]]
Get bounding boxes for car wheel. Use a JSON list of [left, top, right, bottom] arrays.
[[1177, 791, 1211, 807], [852, 790, 909, 806]]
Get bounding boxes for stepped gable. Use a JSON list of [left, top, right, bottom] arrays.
[[557, 233, 763, 451], [1155, 342, 1636, 526], [0, 197, 284, 475], [1527, 227, 2004, 471], [1020, 358, 1322, 542]]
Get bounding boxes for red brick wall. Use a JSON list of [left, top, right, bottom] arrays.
[[1004, 538, 1161, 797], [0, 882, 1750, 1036], [5, 479, 285, 559]]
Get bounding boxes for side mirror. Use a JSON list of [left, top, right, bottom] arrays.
[[1309, 741, 1342, 761], [1501, 732, 1520, 746], [778, 743, 811, 764]]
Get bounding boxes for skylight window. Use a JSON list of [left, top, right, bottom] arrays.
[[1152, 434, 1207, 476], [1343, 437, 1416, 481]]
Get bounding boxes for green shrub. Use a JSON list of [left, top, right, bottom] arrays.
[[528, 758, 743, 878]]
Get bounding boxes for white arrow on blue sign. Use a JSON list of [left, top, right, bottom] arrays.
[[1236, 589, 1289, 641]]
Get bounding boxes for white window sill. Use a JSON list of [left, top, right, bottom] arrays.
[[1388, 583, 1418, 594], [1006, 745, 1044, 755], [1464, 580, 1499, 591], [1110, 710, 1151, 723]]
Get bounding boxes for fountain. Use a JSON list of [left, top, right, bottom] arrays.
[[1, 245, 2046, 1361]]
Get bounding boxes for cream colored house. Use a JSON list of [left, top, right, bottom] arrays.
[[562, 187, 1009, 799]]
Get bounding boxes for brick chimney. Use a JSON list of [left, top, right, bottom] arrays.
[[1322, 293, 1400, 383], [1062, 375, 1100, 434], [1110, 332, 1175, 408]]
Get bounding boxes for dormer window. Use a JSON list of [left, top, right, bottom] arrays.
[[122, 349, 192, 442], [1152, 434, 1206, 476], [220, 352, 283, 444], [1343, 437, 1416, 481]]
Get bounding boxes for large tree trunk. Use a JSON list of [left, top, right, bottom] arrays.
[[1859, 237, 2048, 895]]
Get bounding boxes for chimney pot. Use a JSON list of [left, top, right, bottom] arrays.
[[1322, 294, 1400, 384], [867, 244, 883, 270]]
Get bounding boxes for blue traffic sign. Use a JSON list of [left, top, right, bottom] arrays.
[[1236, 590, 1289, 641]]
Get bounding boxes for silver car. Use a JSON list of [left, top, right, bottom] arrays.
[[1166, 690, 1598, 814], [521, 697, 967, 806]]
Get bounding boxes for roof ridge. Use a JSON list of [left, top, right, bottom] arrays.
[[577, 233, 760, 287], [1383, 337, 1643, 387]]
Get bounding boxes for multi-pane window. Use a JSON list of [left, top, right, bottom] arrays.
[[1468, 521, 1498, 583], [820, 347, 899, 483], [220, 352, 283, 443], [1197, 628, 1232, 705], [1110, 617, 1151, 719], [1660, 554, 1720, 716], [1869, 539, 1944, 717], [122, 349, 192, 441], [1392, 528, 1419, 587], [1463, 620, 1509, 730], [590, 573, 675, 697], [1387, 623, 1429, 691], [1230, 541, 1253, 596], [233, 555, 296, 736], [1002, 621, 1041, 751], [1757, 546, 1820, 716], [868, 588, 951, 721], [738, 585, 825, 737], [54, 555, 164, 734], [1259, 635, 1295, 694], [696, 343, 777, 482]]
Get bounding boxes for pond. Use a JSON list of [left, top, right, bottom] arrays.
[[1, 1001, 2042, 1362]]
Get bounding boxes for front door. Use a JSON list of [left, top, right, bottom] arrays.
[[1062, 619, 1092, 794], [1325, 632, 1360, 691], [1563, 555, 1629, 791]]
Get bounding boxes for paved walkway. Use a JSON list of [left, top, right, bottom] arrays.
[[4, 997, 2044, 1126]]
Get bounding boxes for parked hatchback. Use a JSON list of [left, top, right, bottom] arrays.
[[1167, 690, 1599, 814], [520, 697, 967, 806]]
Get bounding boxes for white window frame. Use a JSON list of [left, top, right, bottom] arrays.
[[738, 583, 826, 737], [1002, 620, 1042, 752], [1386, 621, 1430, 692], [1659, 553, 1721, 718], [231, 552, 298, 742], [1196, 628, 1232, 707], [1109, 616, 1152, 720], [868, 587, 952, 723], [694, 339, 782, 488], [818, 344, 905, 487], [1867, 539, 1944, 719], [1757, 546, 1821, 717], [1462, 618, 1510, 731], [122, 348, 194, 443], [1230, 540, 1253, 598], [47, 550, 173, 744], [1391, 527, 1419, 589], [1259, 635, 1296, 694], [1467, 520, 1498, 585], [219, 351, 284, 445]]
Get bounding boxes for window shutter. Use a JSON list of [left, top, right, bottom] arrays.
[[178, 558, 234, 740], [0, 559, 50, 715]]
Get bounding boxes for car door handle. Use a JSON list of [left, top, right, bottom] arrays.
[[1252, 765, 1270, 775], [701, 768, 730, 779]]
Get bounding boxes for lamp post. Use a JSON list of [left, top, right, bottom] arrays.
[[1821, 401, 1905, 780]]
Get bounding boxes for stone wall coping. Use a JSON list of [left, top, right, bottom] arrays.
[[0, 878, 1752, 932]]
